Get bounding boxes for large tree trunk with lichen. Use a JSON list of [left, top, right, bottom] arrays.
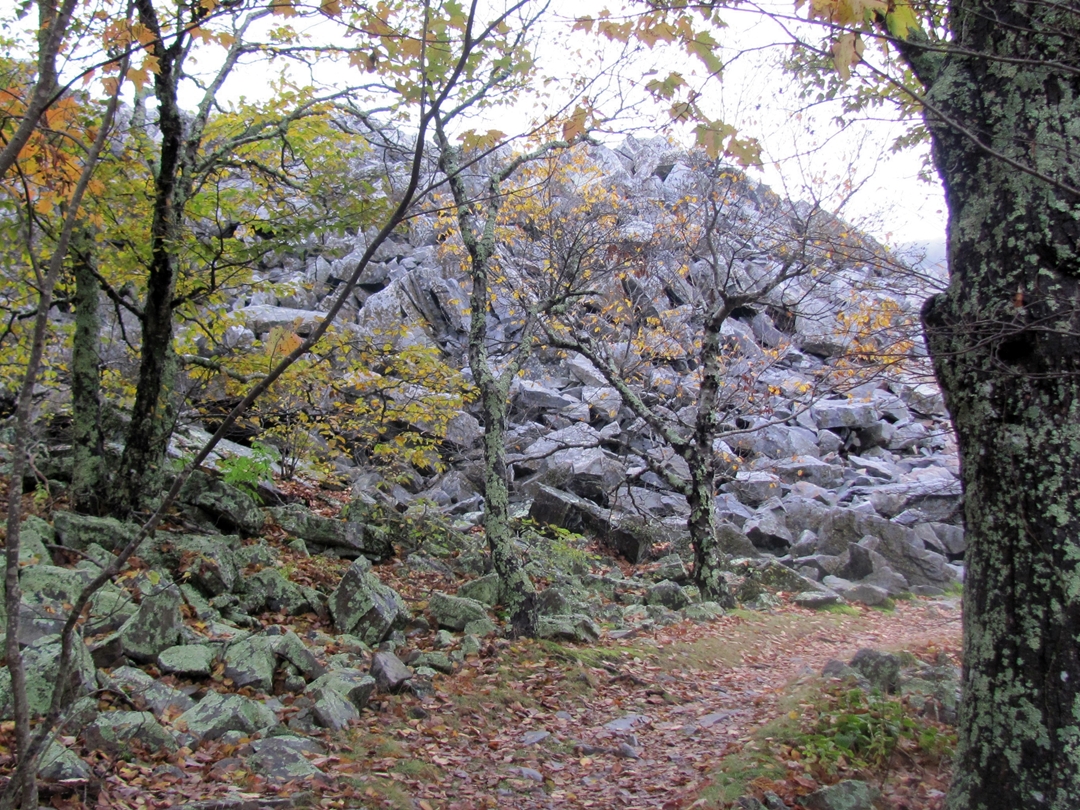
[[906, 2, 1080, 806]]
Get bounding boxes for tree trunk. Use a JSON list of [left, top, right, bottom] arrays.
[[439, 136, 538, 637], [114, 6, 185, 515], [476, 376, 538, 636], [913, 2, 1080, 806], [69, 232, 104, 513], [685, 312, 736, 606]]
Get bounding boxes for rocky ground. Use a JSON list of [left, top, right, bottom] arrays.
[[0, 475, 962, 810]]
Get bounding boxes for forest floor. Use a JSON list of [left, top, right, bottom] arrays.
[[8, 483, 964, 810]]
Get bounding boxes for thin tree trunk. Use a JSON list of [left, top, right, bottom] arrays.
[[438, 135, 538, 637], [69, 231, 104, 513], [114, 0, 185, 514], [684, 310, 737, 605]]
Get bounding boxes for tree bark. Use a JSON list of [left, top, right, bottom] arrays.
[[114, 0, 186, 514], [69, 231, 104, 513], [685, 311, 737, 607], [438, 136, 538, 637], [909, 2, 1080, 806]]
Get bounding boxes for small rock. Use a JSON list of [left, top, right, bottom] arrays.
[[521, 730, 550, 745], [803, 779, 878, 810], [371, 651, 412, 692]]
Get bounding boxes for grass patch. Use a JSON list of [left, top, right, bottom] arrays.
[[694, 658, 958, 807], [537, 639, 621, 669], [392, 758, 443, 780], [822, 604, 860, 616]]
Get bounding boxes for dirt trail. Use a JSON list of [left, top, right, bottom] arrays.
[[369, 598, 963, 810]]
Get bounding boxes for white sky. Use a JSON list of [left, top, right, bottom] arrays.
[[9, 0, 948, 259]]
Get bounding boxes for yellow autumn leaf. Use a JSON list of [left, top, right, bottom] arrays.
[[886, 2, 920, 39]]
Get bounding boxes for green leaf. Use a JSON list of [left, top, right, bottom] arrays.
[[885, 3, 920, 39]]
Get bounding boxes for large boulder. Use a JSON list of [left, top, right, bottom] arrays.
[[143, 533, 239, 596], [428, 592, 488, 631], [328, 558, 409, 645], [101, 666, 195, 716], [0, 634, 96, 719], [178, 470, 266, 536], [529, 484, 663, 563], [83, 711, 178, 758], [117, 581, 184, 662], [270, 504, 393, 561], [17, 515, 53, 565], [53, 512, 139, 552], [176, 692, 277, 742], [222, 635, 278, 692], [305, 668, 376, 710], [815, 508, 956, 592], [237, 567, 317, 616]]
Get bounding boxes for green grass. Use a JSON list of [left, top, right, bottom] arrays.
[[823, 604, 860, 616], [693, 653, 958, 807]]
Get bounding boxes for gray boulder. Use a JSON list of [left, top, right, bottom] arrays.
[[308, 685, 360, 730], [849, 649, 901, 693], [771, 456, 844, 489], [102, 666, 195, 716], [17, 515, 53, 565], [238, 567, 317, 616], [178, 470, 266, 536], [223, 635, 278, 692], [144, 533, 239, 596], [328, 558, 409, 645], [246, 736, 324, 781], [268, 627, 326, 680], [53, 512, 139, 552], [428, 591, 488, 631], [305, 668, 376, 710], [816, 509, 956, 591], [810, 399, 880, 430], [371, 651, 413, 693], [118, 581, 184, 662], [39, 740, 93, 782], [457, 573, 501, 606], [0, 634, 95, 719], [529, 484, 656, 563], [743, 512, 793, 554], [177, 692, 277, 742], [83, 711, 178, 758], [158, 644, 217, 677], [271, 504, 393, 561], [537, 614, 601, 643], [646, 580, 690, 610]]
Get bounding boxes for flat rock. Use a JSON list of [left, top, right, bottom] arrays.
[[177, 692, 277, 742], [103, 666, 195, 716], [158, 644, 217, 677], [428, 592, 488, 631], [246, 736, 323, 781], [83, 711, 178, 758]]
